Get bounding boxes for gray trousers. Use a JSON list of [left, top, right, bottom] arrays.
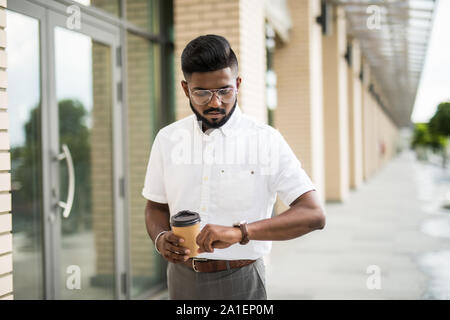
[[167, 258, 267, 300]]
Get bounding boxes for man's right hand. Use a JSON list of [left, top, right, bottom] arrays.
[[156, 231, 190, 263]]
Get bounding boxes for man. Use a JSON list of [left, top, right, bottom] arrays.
[[143, 35, 326, 300]]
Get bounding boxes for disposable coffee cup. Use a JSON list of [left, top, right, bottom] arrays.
[[170, 210, 201, 258]]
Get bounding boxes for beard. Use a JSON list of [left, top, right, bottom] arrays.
[[190, 98, 237, 130]]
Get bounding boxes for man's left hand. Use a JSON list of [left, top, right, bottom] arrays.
[[196, 224, 242, 253]]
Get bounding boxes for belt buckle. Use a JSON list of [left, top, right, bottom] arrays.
[[192, 257, 208, 273]]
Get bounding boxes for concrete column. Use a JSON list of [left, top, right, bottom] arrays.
[[174, 0, 267, 123], [322, 5, 349, 201], [369, 93, 376, 177], [347, 39, 363, 190], [273, 0, 325, 205], [361, 60, 371, 181]]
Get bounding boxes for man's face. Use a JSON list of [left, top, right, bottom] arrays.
[[181, 67, 241, 130]]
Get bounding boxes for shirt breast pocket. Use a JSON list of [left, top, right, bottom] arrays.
[[218, 168, 256, 213]]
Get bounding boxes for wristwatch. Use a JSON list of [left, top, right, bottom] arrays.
[[233, 221, 250, 245]]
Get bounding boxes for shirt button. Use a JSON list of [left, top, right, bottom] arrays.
[[203, 176, 208, 181], [201, 207, 206, 212]]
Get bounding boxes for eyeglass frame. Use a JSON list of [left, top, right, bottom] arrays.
[[183, 80, 239, 106]]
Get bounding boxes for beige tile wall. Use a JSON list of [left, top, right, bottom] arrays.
[[0, 0, 12, 300], [273, 0, 325, 207], [347, 39, 363, 189], [322, 5, 349, 201], [361, 58, 399, 182], [174, 0, 267, 123]]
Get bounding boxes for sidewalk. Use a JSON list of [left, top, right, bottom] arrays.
[[266, 151, 450, 299]]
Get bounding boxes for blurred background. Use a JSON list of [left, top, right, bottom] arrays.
[[0, 0, 449, 300]]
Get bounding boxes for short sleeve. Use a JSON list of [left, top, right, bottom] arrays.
[[271, 130, 316, 206], [142, 133, 168, 203]]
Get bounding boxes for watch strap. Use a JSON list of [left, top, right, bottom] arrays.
[[233, 221, 249, 245]]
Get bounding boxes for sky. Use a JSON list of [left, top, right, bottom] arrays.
[[411, 0, 450, 123]]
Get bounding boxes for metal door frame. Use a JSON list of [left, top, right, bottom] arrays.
[[8, 0, 127, 300]]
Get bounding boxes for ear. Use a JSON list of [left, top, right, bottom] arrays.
[[236, 77, 242, 93], [181, 80, 190, 98]]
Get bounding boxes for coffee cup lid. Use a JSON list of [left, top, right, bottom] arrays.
[[170, 210, 201, 227]]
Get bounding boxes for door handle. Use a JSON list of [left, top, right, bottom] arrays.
[[55, 144, 75, 218]]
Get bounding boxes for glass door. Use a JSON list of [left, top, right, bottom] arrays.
[[7, 7, 45, 300], [47, 10, 123, 299], [53, 27, 115, 300], [8, 0, 125, 299]]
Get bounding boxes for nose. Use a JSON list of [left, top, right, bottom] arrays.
[[208, 91, 222, 107]]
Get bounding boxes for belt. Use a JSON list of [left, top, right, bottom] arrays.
[[182, 258, 256, 273]]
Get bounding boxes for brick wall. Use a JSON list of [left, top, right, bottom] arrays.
[[347, 39, 363, 189], [0, 0, 12, 300], [371, 82, 399, 170], [361, 59, 371, 181], [126, 32, 159, 280], [238, 0, 266, 122], [273, 0, 325, 207], [126, 0, 164, 288], [91, 42, 115, 277], [361, 58, 399, 182], [93, 0, 161, 290], [174, 0, 267, 123], [322, 5, 349, 201]]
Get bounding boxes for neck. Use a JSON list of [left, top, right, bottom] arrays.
[[190, 100, 238, 132]]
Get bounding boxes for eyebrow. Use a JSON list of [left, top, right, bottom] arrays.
[[192, 85, 233, 90]]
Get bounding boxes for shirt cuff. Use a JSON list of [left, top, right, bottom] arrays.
[[142, 188, 168, 204], [281, 185, 316, 207]]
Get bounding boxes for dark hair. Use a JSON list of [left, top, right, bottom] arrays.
[[181, 34, 238, 79]]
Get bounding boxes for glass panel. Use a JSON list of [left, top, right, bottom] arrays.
[[127, 32, 162, 298], [73, 0, 121, 17], [126, 0, 160, 33], [55, 27, 115, 299], [7, 10, 44, 300]]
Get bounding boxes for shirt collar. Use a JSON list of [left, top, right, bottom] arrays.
[[193, 104, 242, 137], [219, 104, 241, 136]]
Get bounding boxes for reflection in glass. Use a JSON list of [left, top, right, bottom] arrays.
[[127, 32, 163, 298], [126, 0, 160, 33], [7, 10, 44, 300], [55, 27, 115, 299], [73, 0, 121, 17]]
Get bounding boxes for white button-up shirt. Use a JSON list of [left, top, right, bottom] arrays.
[[142, 105, 315, 260]]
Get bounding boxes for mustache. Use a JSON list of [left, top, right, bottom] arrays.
[[204, 108, 226, 115]]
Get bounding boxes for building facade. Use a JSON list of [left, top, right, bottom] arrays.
[[1, 0, 407, 299]]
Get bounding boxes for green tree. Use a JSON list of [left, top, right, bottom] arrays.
[[10, 104, 42, 236], [12, 99, 92, 234], [429, 102, 450, 136], [411, 123, 447, 162], [428, 102, 450, 167], [57, 99, 92, 233]]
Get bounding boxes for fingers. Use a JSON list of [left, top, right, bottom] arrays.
[[196, 225, 215, 253], [166, 232, 184, 245], [160, 231, 190, 263], [162, 250, 189, 263], [166, 242, 190, 256]]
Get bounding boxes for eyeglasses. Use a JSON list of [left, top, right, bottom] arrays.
[[188, 87, 237, 106]]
